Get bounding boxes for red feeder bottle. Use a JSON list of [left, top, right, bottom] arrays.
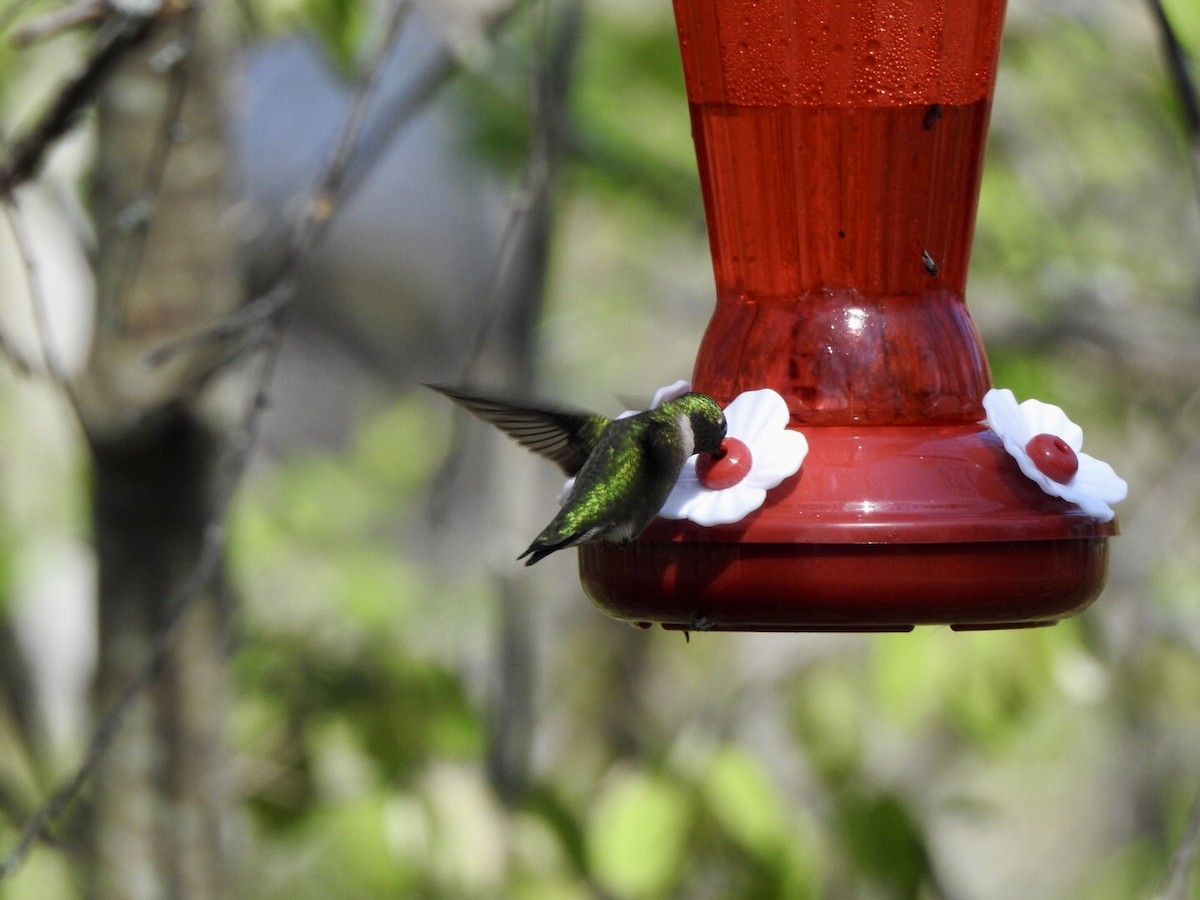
[[578, 0, 1117, 631]]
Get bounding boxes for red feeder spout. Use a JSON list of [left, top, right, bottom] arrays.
[[579, 0, 1116, 631]]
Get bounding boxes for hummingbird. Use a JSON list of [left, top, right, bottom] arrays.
[[428, 384, 727, 564]]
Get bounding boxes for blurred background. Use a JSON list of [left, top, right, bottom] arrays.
[[1, 0, 1199, 897]]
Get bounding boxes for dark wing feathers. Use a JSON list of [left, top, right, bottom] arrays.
[[426, 384, 610, 476]]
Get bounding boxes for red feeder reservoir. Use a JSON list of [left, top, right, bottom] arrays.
[[578, 0, 1118, 631]]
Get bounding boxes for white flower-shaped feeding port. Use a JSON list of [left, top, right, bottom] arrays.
[[658, 386, 808, 526], [982, 388, 1127, 522]]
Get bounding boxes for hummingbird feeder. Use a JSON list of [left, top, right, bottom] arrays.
[[578, 0, 1122, 631]]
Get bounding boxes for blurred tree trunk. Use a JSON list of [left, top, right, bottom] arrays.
[[484, 0, 581, 809], [77, 5, 239, 898]]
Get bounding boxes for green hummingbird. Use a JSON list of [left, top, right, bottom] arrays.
[[428, 384, 727, 564]]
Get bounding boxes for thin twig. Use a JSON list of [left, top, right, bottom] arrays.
[[0, 193, 86, 424], [147, 1, 417, 369], [322, 2, 519, 218], [300, 1, 412, 248], [0, 0, 40, 37], [0, 11, 156, 194], [333, 45, 458, 209], [427, 0, 578, 519], [1160, 785, 1200, 900], [0, 0, 421, 880], [461, 0, 577, 387], [458, 174, 542, 381], [144, 280, 291, 367], [1144, 0, 1200, 209], [11, 0, 107, 46], [0, 276, 36, 378]]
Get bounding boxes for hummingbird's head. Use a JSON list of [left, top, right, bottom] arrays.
[[675, 392, 726, 457]]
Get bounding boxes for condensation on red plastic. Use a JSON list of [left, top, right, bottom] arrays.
[[688, 102, 990, 302], [675, 2, 1004, 425], [674, 0, 1007, 107]]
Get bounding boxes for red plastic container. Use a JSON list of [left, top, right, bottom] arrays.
[[579, 0, 1116, 630]]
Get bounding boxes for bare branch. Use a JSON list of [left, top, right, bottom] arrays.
[[425, 0, 579, 560], [11, 0, 107, 46], [147, 2, 419, 370], [299, 2, 413, 251], [0, 193, 87, 424], [0, 11, 156, 195], [144, 280, 291, 368], [0, 0, 40, 37], [1143, 0, 1200, 208], [148, 0, 528, 371], [319, 2, 519, 219], [1159, 784, 1200, 900]]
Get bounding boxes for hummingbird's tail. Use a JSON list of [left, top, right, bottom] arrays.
[[517, 535, 575, 566], [519, 519, 598, 564]]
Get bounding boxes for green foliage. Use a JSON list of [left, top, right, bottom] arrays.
[[572, 748, 825, 900], [585, 767, 692, 897], [835, 790, 933, 898], [788, 665, 865, 782], [249, 0, 368, 75], [237, 637, 481, 804], [1074, 838, 1165, 900], [698, 746, 824, 899], [700, 746, 791, 861], [302, 0, 368, 75], [938, 629, 1063, 750], [306, 795, 424, 898], [457, 4, 701, 221], [566, 10, 702, 218], [1160, 0, 1200, 54], [980, 17, 1183, 291]]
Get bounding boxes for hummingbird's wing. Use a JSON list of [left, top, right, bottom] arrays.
[[516, 413, 685, 565], [426, 384, 610, 476]]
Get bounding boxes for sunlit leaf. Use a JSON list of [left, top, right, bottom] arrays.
[[1160, 0, 1200, 53], [835, 790, 932, 897], [870, 629, 953, 733], [941, 630, 1064, 750], [700, 746, 789, 857], [587, 768, 692, 898], [788, 666, 864, 783], [311, 796, 421, 896], [508, 811, 593, 900], [354, 395, 449, 497], [1072, 837, 1164, 900]]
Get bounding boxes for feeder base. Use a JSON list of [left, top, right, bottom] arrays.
[[579, 536, 1108, 632], [577, 423, 1115, 632]]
